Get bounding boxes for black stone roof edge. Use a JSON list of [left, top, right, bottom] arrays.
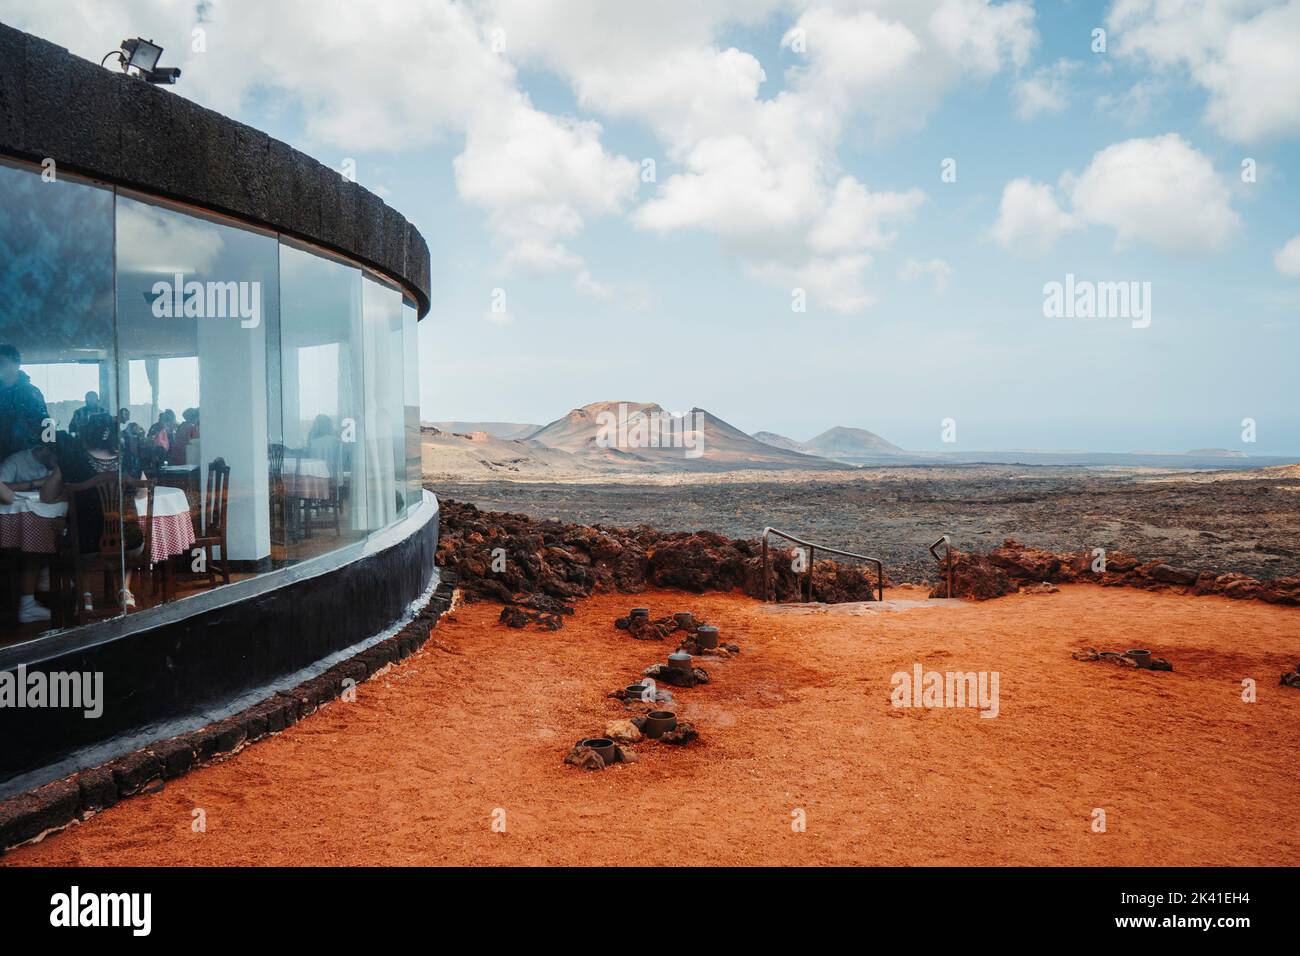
[[0, 21, 432, 318]]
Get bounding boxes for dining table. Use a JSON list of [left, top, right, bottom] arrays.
[[139, 485, 197, 564], [283, 456, 332, 500], [0, 491, 67, 554]]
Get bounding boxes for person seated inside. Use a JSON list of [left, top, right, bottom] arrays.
[[170, 407, 200, 465], [0, 441, 55, 502], [0, 441, 57, 624], [307, 414, 341, 471], [119, 410, 144, 479], [68, 391, 102, 438], [0, 344, 49, 464], [41, 414, 146, 611]]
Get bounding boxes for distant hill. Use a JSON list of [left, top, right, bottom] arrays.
[[802, 426, 904, 459], [752, 431, 812, 454], [526, 401, 838, 471], [429, 421, 540, 440], [526, 400, 647, 453], [422, 405, 1297, 479], [420, 425, 594, 479], [688, 408, 838, 469], [1181, 448, 1247, 459]]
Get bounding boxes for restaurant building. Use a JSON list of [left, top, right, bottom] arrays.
[[0, 23, 438, 793]]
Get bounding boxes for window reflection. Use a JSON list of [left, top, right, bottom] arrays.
[[278, 241, 367, 560], [361, 276, 406, 528], [402, 300, 422, 510], [115, 192, 279, 603], [1, 157, 423, 649], [0, 161, 119, 646]]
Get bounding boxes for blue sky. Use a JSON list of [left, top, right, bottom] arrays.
[[8, 1, 1298, 453]]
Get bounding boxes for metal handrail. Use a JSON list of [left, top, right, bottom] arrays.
[[929, 534, 953, 598], [761, 527, 884, 603]]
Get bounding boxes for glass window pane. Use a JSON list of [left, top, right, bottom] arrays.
[[115, 192, 278, 607], [360, 275, 405, 528], [278, 241, 366, 560], [0, 160, 119, 643], [402, 300, 421, 511]]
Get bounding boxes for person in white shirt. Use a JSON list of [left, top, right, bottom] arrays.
[[0, 443, 56, 623]]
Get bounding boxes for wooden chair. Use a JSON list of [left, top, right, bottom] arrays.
[[299, 440, 344, 539], [64, 472, 155, 625], [192, 457, 231, 588], [268, 442, 287, 546]]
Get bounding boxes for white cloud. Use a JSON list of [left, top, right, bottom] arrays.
[[928, 0, 1036, 75], [991, 135, 1241, 256], [1275, 235, 1300, 276], [454, 103, 638, 272], [1094, 76, 1168, 126], [115, 199, 225, 275], [485, 0, 1035, 313], [1013, 58, 1078, 119], [1067, 134, 1240, 253], [988, 178, 1079, 253], [1107, 0, 1300, 142], [752, 254, 878, 315], [781, 7, 924, 120], [900, 257, 953, 292], [808, 179, 928, 255], [0, 0, 638, 289], [0, 0, 1042, 313]]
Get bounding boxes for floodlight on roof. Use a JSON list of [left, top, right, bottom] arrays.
[[101, 37, 182, 85], [122, 37, 163, 73]]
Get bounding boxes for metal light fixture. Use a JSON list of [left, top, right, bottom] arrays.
[[101, 37, 182, 85], [122, 38, 163, 73]]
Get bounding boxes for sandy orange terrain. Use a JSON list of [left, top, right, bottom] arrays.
[[6, 585, 1298, 866]]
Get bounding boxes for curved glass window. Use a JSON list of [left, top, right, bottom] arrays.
[[0, 157, 423, 649], [277, 240, 367, 560], [402, 300, 422, 511], [0, 160, 121, 644], [361, 275, 406, 528]]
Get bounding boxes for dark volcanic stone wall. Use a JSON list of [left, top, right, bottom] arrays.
[[0, 21, 431, 316]]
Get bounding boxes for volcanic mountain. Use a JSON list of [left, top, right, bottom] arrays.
[[802, 426, 904, 460], [751, 431, 812, 454], [528, 401, 838, 471]]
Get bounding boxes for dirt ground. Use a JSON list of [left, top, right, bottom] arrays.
[[6, 584, 1298, 866]]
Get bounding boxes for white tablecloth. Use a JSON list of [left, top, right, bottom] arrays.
[[284, 457, 332, 499], [0, 491, 67, 553], [141, 486, 190, 518], [137, 486, 196, 563], [0, 490, 67, 519]]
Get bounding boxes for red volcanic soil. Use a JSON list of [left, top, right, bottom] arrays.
[[6, 585, 1298, 866]]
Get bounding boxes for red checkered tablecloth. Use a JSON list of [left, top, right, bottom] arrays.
[[0, 492, 67, 554], [148, 513, 197, 564], [137, 487, 197, 564]]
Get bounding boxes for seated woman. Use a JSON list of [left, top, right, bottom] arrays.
[[41, 414, 146, 610], [0, 442, 57, 623], [306, 414, 341, 471]]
